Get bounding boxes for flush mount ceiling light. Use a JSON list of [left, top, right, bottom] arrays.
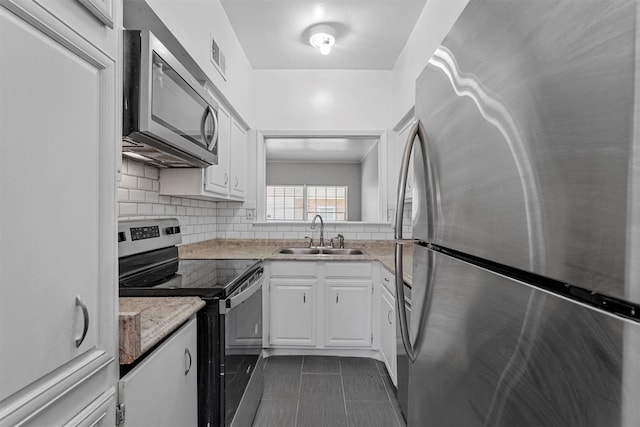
[[309, 24, 336, 55]]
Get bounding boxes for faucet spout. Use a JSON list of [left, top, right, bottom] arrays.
[[311, 214, 325, 247]]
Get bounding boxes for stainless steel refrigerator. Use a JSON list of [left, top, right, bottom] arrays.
[[394, 1, 640, 426]]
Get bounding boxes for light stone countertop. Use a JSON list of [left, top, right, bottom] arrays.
[[119, 240, 412, 365], [178, 239, 413, 285], [119, 296, 205, 364]]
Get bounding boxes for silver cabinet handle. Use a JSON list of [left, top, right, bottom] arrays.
[[185, 348, 192, 376], [75, 295, 89, 348], [224, 172, 228, 185], [235, 176, 239, 188], [383, 277, 389, 282], [387, 310, 393, 324], [336, 293, 339, 304], [303, 293, 306, 304]]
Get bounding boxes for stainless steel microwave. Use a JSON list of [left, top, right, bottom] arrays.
[[122, 30, 218, 168]]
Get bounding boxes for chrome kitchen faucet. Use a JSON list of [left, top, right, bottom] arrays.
[[311, 214, 324, 247]]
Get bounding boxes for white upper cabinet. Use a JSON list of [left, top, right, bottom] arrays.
[[229, 118, 247, 199], [0, 0, 118, 424], [160, 104, 248, 202], [205, 104, 231, 195]]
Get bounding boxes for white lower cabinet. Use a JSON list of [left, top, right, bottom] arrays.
[[269, 279, 317, 346], [118, 317, 198, 427], [267, 261, 373, 350], [379, 281, 397, 385], [324, 280, 372, 347]]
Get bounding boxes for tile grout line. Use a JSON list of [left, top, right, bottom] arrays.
[[294, 357, 304, 427], [339, 357, 350, 427]]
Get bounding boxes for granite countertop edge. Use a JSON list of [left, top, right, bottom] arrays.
[[178, 238, 413, 285], [119, 296, 206, 365]]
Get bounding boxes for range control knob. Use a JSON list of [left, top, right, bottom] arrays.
[[165, 226, 181, 235]]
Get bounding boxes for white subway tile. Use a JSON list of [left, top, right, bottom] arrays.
[[177, 206, 186, 215], [128, 160, 145, 177], [129, 189, 146, 202], [158, 195, 171, 205], [171, 197, 182, 206], [268, 231, 284, 239], [144, 165, 159, 180], [117, 188, 129, 201], [120, 174, 138, 189], [138, 203, 153, 215], [186, 207, 195, 216], [145, 191, 159, 203], [138, 177, 153, 190], [119, 203, 137, 216], [226, 231, 241, 239], [152, 204, 165, 215], [152, 181, 160, 192], [165, 205, 177, 215]]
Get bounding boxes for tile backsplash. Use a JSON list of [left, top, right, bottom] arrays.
[[118, 158, 217, 244], [118, 158, 411, 244]]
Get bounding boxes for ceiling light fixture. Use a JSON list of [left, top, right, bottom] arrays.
[[309, 24, 335, 55]]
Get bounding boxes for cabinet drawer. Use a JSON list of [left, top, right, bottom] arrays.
[[270, 261, 317, 277], [325, 262, 372, 278]]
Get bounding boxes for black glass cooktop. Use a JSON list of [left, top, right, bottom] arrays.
[[119, 258, 261, 299]]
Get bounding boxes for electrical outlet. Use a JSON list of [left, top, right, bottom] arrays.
[[246, 209, 255, 220]]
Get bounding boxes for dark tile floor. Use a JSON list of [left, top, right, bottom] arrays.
[[252, 356, 406, 427]]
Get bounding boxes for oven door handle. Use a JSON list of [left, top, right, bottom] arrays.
[[220, 276, 263, 314]]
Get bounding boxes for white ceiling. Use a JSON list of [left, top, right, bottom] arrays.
[[266, 137, 378, 162], [220, 0, 428, 70]]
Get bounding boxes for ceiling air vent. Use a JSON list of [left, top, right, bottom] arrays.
[[210, 35, 227, 80]]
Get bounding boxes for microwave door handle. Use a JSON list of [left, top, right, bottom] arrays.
[[200, 105, 219, 151]]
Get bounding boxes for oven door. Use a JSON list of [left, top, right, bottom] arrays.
[[221, 271, 264, 427]]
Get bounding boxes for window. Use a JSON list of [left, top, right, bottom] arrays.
[[266, 185, 348, 221]]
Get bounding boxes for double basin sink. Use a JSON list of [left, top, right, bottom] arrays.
[[277, 247, 365, 255]]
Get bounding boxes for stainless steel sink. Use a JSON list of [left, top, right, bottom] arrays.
[[276, 247, 365, 255], [320, 248, 365, 255], [277, 247, 320, 254]]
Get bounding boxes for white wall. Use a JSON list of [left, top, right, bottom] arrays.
[[391, 0, 469, 126], [252, 70, 392, 131], [146, 0, 253, 123], [360, 147, 379, 222]]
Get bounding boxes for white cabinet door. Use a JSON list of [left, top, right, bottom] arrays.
[[205, 104, 231, 195], [324, 280, 372, 347], [269, 280, 317, 346], [119, 317, 198, 427], [0, 1, 117, 419], [229, 119, 246, 199], [380, 285, 397, 385]]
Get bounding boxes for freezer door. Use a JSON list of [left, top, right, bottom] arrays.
[[408, 245, 640, 427], [414, 0, 637, 301]]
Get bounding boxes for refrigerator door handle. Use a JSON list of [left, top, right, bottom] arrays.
[[394, 120, 436, 363]]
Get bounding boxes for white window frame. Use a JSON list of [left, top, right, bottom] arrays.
[[265, 185, 348, 222]]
